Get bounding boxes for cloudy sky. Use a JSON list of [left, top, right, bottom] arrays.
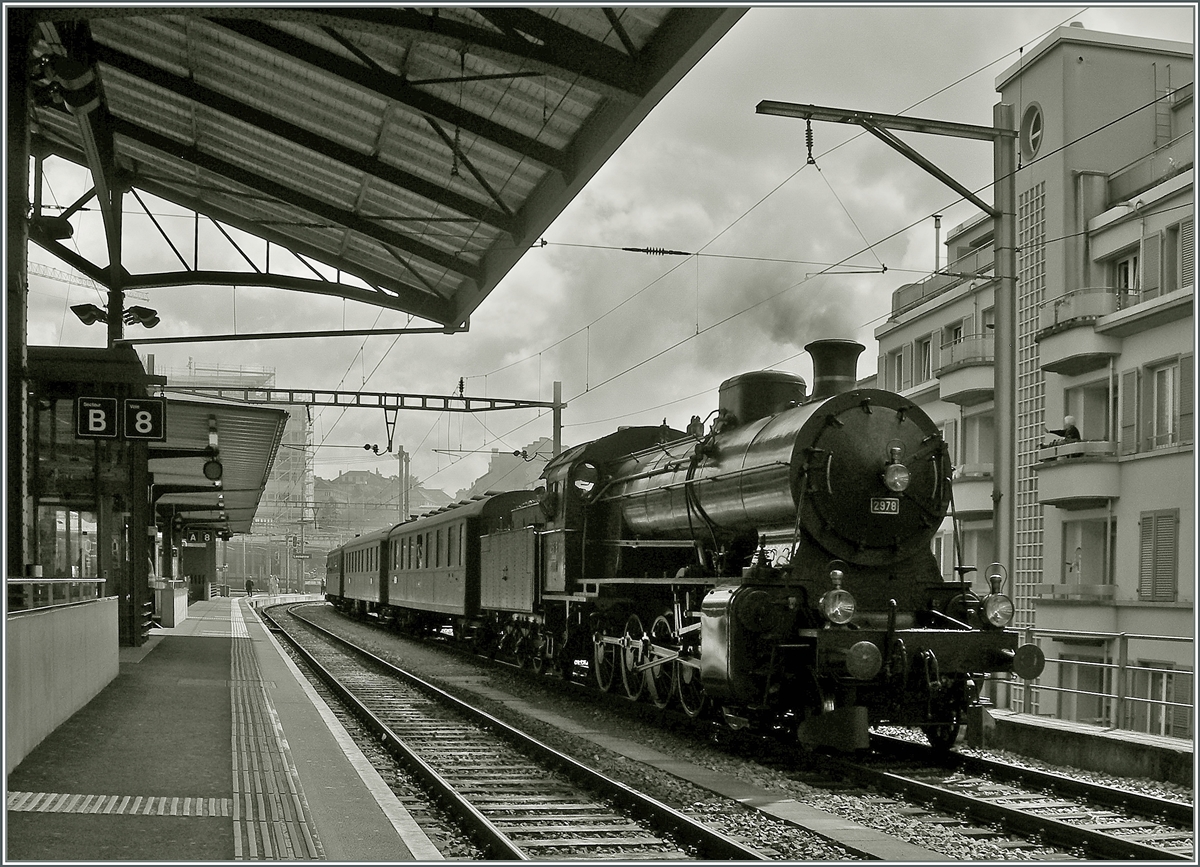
[[26, 4, 1195, 498]]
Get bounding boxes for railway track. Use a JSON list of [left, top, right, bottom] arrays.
[[793, 734, 1194, 861], [263, 603, 767, 861]]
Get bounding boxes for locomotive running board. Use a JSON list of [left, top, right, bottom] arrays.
[[797, 706, 870, 751]]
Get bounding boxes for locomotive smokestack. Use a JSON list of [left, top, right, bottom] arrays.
[[805, 339, 865, 401]]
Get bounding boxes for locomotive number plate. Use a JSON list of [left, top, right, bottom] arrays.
[[870, 497, 900, 514]]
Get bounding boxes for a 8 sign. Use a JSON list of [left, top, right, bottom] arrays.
[[76, 396, 166, 441]]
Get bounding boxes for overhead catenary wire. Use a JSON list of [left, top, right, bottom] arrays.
[[328, 11, 1150, 486], [442, 42, 1175, 463]]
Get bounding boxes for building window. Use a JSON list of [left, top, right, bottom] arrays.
[[960, 526, 994, 580], [1020, 102, 1044, 162], [1138, 509, 1178, 603], [1061, 518, 1115, 587], [1150, 361, 1178, 448], [1063, 379, 1113, 441], [1125, 663, 1192, 738], [1121, 354, 1193, 453], [938, 418, 957, 464], [886, 346, 908, 391], [1149, 218, 1194, 298], [932, 533, 953, 581], [916, 336, 933, 383], [1113, 250, 1139, 293], [962, 411, 995, 468]]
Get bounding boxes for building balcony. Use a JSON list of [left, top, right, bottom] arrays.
[[937, 334, 994, 406], [1035, 288, 1127, 375], [1034, 581, 1117, 602], [1034, 441, 1120, 510], [950, 463, 993, 519]]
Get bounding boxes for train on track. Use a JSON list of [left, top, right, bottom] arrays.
[[326, 339, 1044, 750]]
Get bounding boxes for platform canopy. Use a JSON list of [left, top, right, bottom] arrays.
[[22, 7, 744, 330], [150, 398, 288, 536]]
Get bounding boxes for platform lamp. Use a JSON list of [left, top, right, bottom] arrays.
[[70, 303, 160, 328]]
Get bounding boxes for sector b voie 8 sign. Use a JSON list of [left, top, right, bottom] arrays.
[[75, 396, 166, 441]]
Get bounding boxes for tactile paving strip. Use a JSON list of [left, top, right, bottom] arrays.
[[229, 603, 325, 860], [6, 792, 232, 816]]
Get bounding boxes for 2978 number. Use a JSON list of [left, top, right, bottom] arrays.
[[870, 497, 900, 514]]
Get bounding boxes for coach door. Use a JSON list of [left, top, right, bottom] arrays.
[[380, 537, 390, 608]]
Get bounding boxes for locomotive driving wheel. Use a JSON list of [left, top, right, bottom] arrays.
[[620, 613, 647, 701], [677, 661, 706, 718], [592, 630, 617, 691], [647, 615, 678, 710]]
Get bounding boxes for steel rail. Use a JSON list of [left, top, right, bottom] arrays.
[[262, 605, 527, 859], [278, 604, 769, 861], [873, 733, 1193, 829]]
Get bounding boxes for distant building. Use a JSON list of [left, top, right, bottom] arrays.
[[316, 468, 453, 536], [455, 437, 554, 500], [874, 24, 1192, 735]]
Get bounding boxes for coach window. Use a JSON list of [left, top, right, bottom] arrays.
[[436, 529, 443, 567], [415, 535, 423, 569], [447, 524, 456, 567]]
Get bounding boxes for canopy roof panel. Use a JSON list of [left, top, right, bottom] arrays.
[[24, 7, 744, 329]]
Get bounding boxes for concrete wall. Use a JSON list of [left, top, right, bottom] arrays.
[[6, 597, 119, 774], [974, 708, 1192, 786]]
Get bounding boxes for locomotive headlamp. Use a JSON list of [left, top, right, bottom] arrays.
[[846, 640, 883, 680], [982, 593, 1015, 627], [820, 588, 856, 625], [882, 443, 911, 492], [883, 463, 911, 492]]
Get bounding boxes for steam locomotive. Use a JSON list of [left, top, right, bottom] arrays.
[[326, 339, 1044, 750]]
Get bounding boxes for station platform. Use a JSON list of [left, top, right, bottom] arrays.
[[5, 595, 443, 862]]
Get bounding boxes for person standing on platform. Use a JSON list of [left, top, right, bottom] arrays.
[[245, 577, 254, 596]]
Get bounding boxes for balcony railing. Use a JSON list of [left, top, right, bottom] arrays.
[[998, 627, 1193, 740], [1107, 128, 1194, 203], [1035, 439, 1118, 462], [7, 577, 106, 613], [1037, 286, 1138, 333], [940, 332, 994, 369]]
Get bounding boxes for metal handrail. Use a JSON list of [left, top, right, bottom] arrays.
[[994, 626, 1193, 740], [7, 577, 106, 613]]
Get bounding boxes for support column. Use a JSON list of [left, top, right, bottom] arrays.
[[7, 12, 33, 573], [992, 102, 1017, 580]]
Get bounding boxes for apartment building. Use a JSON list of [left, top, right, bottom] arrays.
[[875, 24, 1193, 734]]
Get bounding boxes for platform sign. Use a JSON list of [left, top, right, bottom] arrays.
[[184, 529, 214, 545], [76, 397, 119, 439], [123, 398, 166, 441]]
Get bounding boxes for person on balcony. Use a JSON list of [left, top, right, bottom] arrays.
[[1041, 415, 1081, 449]]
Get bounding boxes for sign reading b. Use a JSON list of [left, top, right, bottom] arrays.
[[76, 397, 119, 438]]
